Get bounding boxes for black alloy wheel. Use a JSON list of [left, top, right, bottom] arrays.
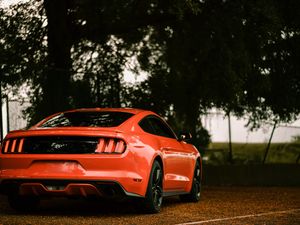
[[180, 160, 201, 202], [140, 160, 163, 213]]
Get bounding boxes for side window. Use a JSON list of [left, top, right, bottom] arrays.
[[139, 118, 155, 134], [139, 116, 176, 139], [149, 118, 176, 139]]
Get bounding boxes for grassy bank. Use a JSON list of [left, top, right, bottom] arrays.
[[203, 142, 300, 165]]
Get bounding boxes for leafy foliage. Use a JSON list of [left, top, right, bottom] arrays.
[[0, 1, 46, 88], [0, 0, 300, 148]]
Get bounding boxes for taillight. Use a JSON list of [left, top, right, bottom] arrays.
[[2, 138, 24, 154], [2, 137, 126, 154], [95, 138, 126, 154]]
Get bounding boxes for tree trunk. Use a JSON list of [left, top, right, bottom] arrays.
[[262, 121, 277, 164], [42, 0, 72, 117], [227, 112, 233, 164]]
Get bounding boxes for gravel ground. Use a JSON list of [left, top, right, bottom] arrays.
[[0, 186, 299, 225]]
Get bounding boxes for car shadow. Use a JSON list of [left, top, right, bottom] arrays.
[[0, 195, 184, 216]]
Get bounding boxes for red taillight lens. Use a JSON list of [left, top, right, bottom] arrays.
[[3, 140, 10, 153], [2, 138, 24, 154], [115, 140, 125, 153], [2, 137, 126, 154], [95, 138, 126, 154]]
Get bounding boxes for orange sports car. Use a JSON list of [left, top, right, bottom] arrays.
[[0, 108, 202, 213]]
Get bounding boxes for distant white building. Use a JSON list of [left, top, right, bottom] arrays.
[[1, 99, 29, 139], [202, 110, 300, 143]]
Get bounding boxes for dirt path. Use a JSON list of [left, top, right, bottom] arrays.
[[0, 187, 299, 225]]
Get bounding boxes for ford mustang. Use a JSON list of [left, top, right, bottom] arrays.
[[0, 108, 202, 213]]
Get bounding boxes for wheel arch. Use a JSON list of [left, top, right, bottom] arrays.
[[153, 155, 163, 171], [148, 154, 164, 189], [196, 156, 203, 179], [185, 155, 202, 193]]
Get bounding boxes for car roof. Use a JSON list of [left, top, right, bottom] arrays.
[[63, 107, 152, 115]]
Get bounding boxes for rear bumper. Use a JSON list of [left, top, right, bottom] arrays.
[[0, 179, 142, 198], [0, 150, 152, 197]]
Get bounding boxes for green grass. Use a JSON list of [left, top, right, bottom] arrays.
[[203, 142, 300, 165]]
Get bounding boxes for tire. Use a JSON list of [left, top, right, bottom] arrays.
[[180, 160, 201, 202], [139, 160, 163, 213], [8, 194, 40, 212]]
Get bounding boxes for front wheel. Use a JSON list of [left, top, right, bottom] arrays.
[[139, 160, 163, 213], [180, 160, 201, 202]]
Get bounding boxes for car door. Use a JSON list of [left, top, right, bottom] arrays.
[[140, 116, 192, 191]]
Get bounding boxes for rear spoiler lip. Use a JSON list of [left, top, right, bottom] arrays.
[[5, 127, 124, 139]]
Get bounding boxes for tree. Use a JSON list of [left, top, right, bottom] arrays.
[[1, 0, 300, 150], [0, 1, 47, 126], [132, 0, 300, 146]]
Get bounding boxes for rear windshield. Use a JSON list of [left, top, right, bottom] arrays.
[[39, 111, 133, 128]]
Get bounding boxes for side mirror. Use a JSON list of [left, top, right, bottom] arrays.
[[178, 131, 192, 142]]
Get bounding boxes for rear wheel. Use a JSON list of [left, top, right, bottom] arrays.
[[139, 160, 163, 213], [180, 160, 201, 202], [8, 194, 40, 212]]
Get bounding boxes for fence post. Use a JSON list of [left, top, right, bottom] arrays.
[[0, 80, 2, 142], [5, 96, 9, 134]]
